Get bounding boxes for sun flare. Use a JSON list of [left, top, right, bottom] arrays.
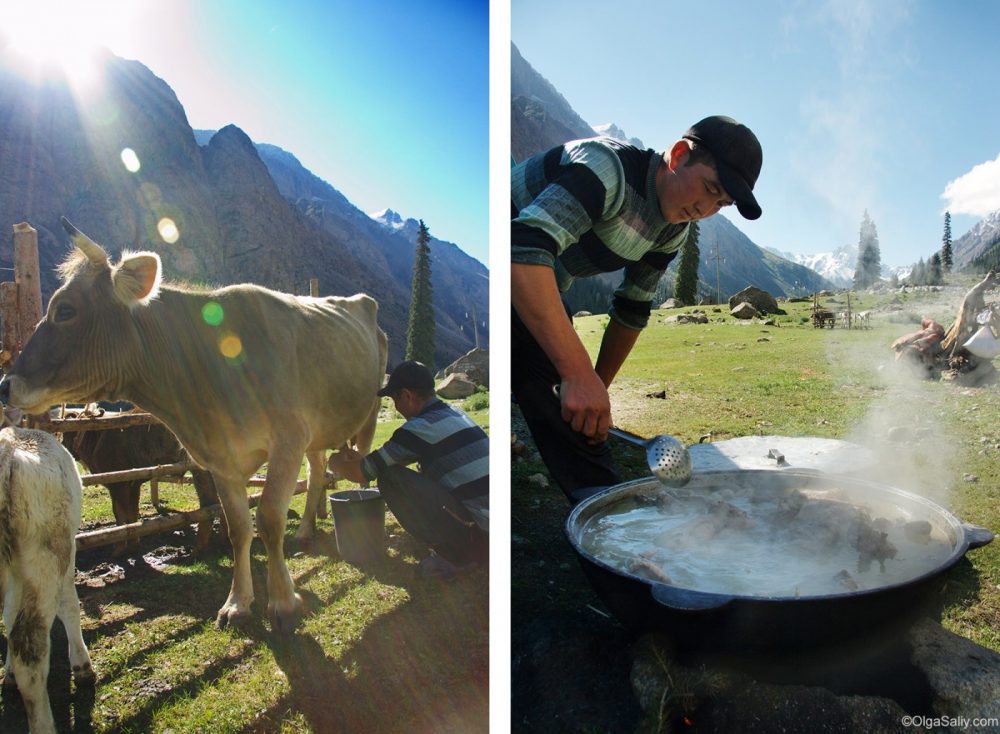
[[0, 1, 137, 87]]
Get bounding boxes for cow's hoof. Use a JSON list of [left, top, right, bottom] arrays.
[[294, 526, 314, 542], [216, 605, 253, 630], [268, 595, 303, 634], [317, 504, 329, 520], [73, 663, 97, 686]]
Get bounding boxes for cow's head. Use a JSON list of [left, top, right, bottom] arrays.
[[0, 218, 162, 414]]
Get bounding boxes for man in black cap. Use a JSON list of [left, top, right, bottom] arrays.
[[328, 361, 489, 577], [511, 115, 763, 502]]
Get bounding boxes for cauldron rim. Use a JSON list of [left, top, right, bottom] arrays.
[[565, 468, 991, 605]]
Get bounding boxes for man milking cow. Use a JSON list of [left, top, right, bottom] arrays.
[[328, 361, 489, 577]]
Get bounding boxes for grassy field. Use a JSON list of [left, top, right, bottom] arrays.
[[0, 392, 490, 734], [512, 281, 1000, 730]]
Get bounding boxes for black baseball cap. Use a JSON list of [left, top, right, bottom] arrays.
[[378, 360, 435, 396], [683, 115, 762, 220]]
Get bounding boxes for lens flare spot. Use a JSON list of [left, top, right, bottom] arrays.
[[202, 301, 224, 326], [120, 148, 140, 173], [219, 334, 243, 359], [157, 217, 179, 244]]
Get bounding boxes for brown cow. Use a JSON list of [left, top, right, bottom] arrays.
[[0, 219, 387, 632], [62, 405, 222, 556]]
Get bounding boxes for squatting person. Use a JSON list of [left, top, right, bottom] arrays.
[[328, 360, 489, 577]]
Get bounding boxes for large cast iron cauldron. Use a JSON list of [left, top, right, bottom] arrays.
[[565, 469, 993, 651]]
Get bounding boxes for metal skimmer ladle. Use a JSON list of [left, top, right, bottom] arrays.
[[608, 427, 692, 486]]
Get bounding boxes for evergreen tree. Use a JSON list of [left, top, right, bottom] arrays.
[[853, 210, 882, 289], [941, 211, 953, 272], [405, 220, 436, 369], [929, 253, 943, 285], [910, 258, 926, 286], [673, 222, 700, 305]]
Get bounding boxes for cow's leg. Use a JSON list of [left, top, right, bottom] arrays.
[[191, 469, 222, 554], [9, 584, 57, 734], [257, 449, 304, 633], [313, 451, 329, 520], [353, 397, 380, 489], [1, 571, 16, 686], [295, 450, 328, 541], [108, 482, 141, 556], [215, 475, 256, 628], [56, 570, 94, 685]]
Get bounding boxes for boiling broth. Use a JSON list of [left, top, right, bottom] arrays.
[[578, 485, 955, 597]]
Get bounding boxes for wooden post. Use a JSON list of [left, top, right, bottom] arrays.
[[309, 278, 319, 297], [13, 223, 42, 344], [1, 281, 19, 363]]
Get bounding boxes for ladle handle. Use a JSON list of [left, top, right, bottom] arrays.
[[607, 426, 647, 448]]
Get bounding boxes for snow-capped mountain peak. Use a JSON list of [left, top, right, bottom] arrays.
[[369, 208, 405, 229], [592, 122, 645, 150], [765, 244, 857, 288]]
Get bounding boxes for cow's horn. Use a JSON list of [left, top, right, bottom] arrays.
[[60, 216, 107, 264]]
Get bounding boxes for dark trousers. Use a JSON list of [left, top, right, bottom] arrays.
[[511, 306, 622, 502], [378, 465, 488, 565]]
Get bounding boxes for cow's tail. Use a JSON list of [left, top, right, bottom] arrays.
[[0, 431, 16, 568]]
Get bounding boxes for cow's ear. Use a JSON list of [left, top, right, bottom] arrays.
[[112, 251, 162, 306]]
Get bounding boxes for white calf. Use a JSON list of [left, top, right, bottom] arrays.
[[0, 426, 94, 734]]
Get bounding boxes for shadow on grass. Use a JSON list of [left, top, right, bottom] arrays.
[[1, 517, 488, 733], [261, 563, 489, 734]]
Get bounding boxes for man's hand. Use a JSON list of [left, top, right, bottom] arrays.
[[328, 448, 366, 483], [559, 370, 612, 443]]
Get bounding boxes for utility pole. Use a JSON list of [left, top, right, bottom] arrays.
[[707, 246, 724, 305], [470, 302, 480, 349]]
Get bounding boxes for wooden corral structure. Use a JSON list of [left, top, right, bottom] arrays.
[[811, 291, 871, 329], [811, 293, 836, 328], [0, 223, 320, 553]]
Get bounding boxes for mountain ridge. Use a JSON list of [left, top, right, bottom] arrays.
[[0, 49, 485, 367]]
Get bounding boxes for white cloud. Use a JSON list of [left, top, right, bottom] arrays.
[[941, 154, 1000, 216]]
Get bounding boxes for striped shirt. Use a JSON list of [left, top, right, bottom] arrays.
[[361, 398, 489, 524], [512, 137, 690, 329]]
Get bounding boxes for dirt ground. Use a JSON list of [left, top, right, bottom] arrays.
[[511, 405, 651, 733]]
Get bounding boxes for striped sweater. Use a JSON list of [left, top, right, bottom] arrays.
[[361, 398, 489, 523], [511, 137, 690, 329]]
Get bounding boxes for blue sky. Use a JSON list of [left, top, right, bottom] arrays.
[[512, 0, 1000, 268], [1, 0, 489, 265]]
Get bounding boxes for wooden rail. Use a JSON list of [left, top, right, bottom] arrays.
[[39, 411, 162, 433], [76, 480, 310, 553]]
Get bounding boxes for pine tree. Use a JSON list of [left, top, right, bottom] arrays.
[[910, 258, 926, 286], [929, 253, 943, 285], [673, 222, 700, 305], [405, 220, 436, 369], [941, 211, 953, 272], [853, 210, 882, 289]]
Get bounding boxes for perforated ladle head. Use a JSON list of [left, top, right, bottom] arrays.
[[608, 427, 692, 486]]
